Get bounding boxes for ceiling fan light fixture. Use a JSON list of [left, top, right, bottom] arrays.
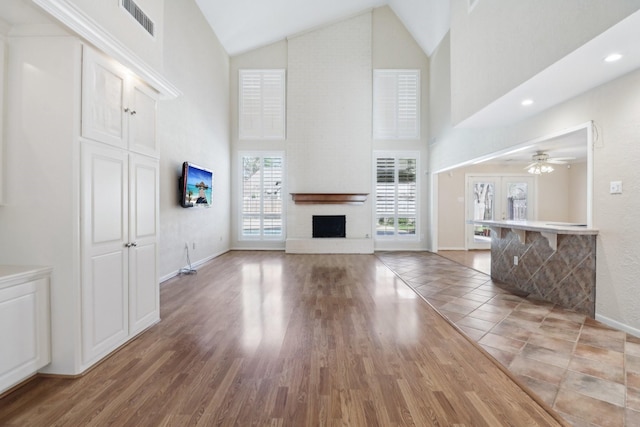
[[527, 163, 554, 175]]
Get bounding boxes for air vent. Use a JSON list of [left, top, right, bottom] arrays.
[[122, 0, 155, 37]]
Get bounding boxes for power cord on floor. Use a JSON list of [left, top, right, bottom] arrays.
[[179, 245, 197, 275]]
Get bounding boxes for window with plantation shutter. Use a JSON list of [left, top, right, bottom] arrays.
[[375, 153, 418, 239], [373, 70, 420, 140], [240, 153, 284, 240], [239, 70, 286, 139]]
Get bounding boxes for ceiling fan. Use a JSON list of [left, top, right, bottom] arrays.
[[525, 151, 575, 174]]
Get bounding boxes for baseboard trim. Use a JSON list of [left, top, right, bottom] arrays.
[[160, 250, 229, 283], [595, 313, 640, 339], [437, 247, 467, 251]]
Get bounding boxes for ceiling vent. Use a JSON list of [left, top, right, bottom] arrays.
[[122, 0, 155, 37]]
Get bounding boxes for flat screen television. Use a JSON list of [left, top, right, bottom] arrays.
[[179, 162, 213, 208]]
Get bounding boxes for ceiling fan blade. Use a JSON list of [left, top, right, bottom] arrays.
[[547, 159, 567, 164], [550, 156, 576, 161], [524, 162, 537, 169]]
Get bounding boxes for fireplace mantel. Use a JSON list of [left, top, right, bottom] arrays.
[[290, 193, 368, 205]]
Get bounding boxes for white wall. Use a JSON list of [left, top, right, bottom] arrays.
[[449, 0, 640, 124], [227, 7, 430, 252], [286, 12, 373, 248], [157, 0, 230, 279], [430, 11, 640, 333], [0, 31, 82, 374], [62, 0, 164, 72], [568, 162, 588, 224]]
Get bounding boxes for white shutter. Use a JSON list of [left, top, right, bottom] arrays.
[[373, 70, 420, 140], [239, 72, 262, 139], [240, 154, 284, 240], [373, 72, 398, 139], [397, 73, 419, 139], [376, 157, 396, 216], [374, 153, 419, 239], [262, 73, 285, 139], [239, 70, 285, 140]]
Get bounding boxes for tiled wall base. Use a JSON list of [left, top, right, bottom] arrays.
[[490, 230, 596, 317]]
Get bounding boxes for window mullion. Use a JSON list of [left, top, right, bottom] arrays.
[[259, 156, 265, 237], [394, 158, 400, 233]]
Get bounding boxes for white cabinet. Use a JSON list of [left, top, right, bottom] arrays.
[[80, 45, 160, 367], [80, 141, 159, 366], [0, 266, 51, 394], [82, 46, 158, 158]]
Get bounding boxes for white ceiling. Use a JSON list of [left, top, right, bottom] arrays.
[[194, 0, 450, 56]]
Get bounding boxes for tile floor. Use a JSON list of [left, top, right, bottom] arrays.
[[376, 251, 640, 427]]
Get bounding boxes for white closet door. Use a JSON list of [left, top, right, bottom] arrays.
[[128, 81, 158, 157], [81, 46, 127, 148], [81, 142, 129, 365], [128, 154, 160, 334]]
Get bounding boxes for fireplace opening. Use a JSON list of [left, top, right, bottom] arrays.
[[313, 215, 346, 238]]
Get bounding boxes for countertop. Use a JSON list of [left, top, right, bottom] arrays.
[[472, 220, 599, 235]]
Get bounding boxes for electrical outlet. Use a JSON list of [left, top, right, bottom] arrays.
[[513, 256, 519, 266], [610, 181, 623, 194]]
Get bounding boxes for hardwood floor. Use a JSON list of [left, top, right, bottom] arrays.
[[0, 251, 564, 426]]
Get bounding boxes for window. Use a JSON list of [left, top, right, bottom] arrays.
[[239, 70, 286, 139], [240, 153, 284, 240], [375, 153, 418, 239], [373, 70, 420, 140]]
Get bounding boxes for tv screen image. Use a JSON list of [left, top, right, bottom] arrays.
[[180, 162, 213, 208]]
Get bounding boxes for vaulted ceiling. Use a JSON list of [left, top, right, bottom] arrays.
[[194, 0, 450, 56]]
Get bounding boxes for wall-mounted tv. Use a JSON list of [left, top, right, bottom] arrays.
[[179, 162, 213, 208]]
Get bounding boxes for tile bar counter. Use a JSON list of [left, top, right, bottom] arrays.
[[473, 220, 598, 317]]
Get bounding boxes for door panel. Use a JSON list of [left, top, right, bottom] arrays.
[[81, 143, 129, 365], [128, 82, 158, 157], [128, 154, 159, 334], [81, 46, 126, 148], [467, 177, 498, 249]]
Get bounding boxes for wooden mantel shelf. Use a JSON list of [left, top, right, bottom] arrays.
[[290, 193, 369, 205]]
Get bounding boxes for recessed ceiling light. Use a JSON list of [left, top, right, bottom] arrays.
[[521, 99, 534, 106], [604, 53, 623, 62]]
